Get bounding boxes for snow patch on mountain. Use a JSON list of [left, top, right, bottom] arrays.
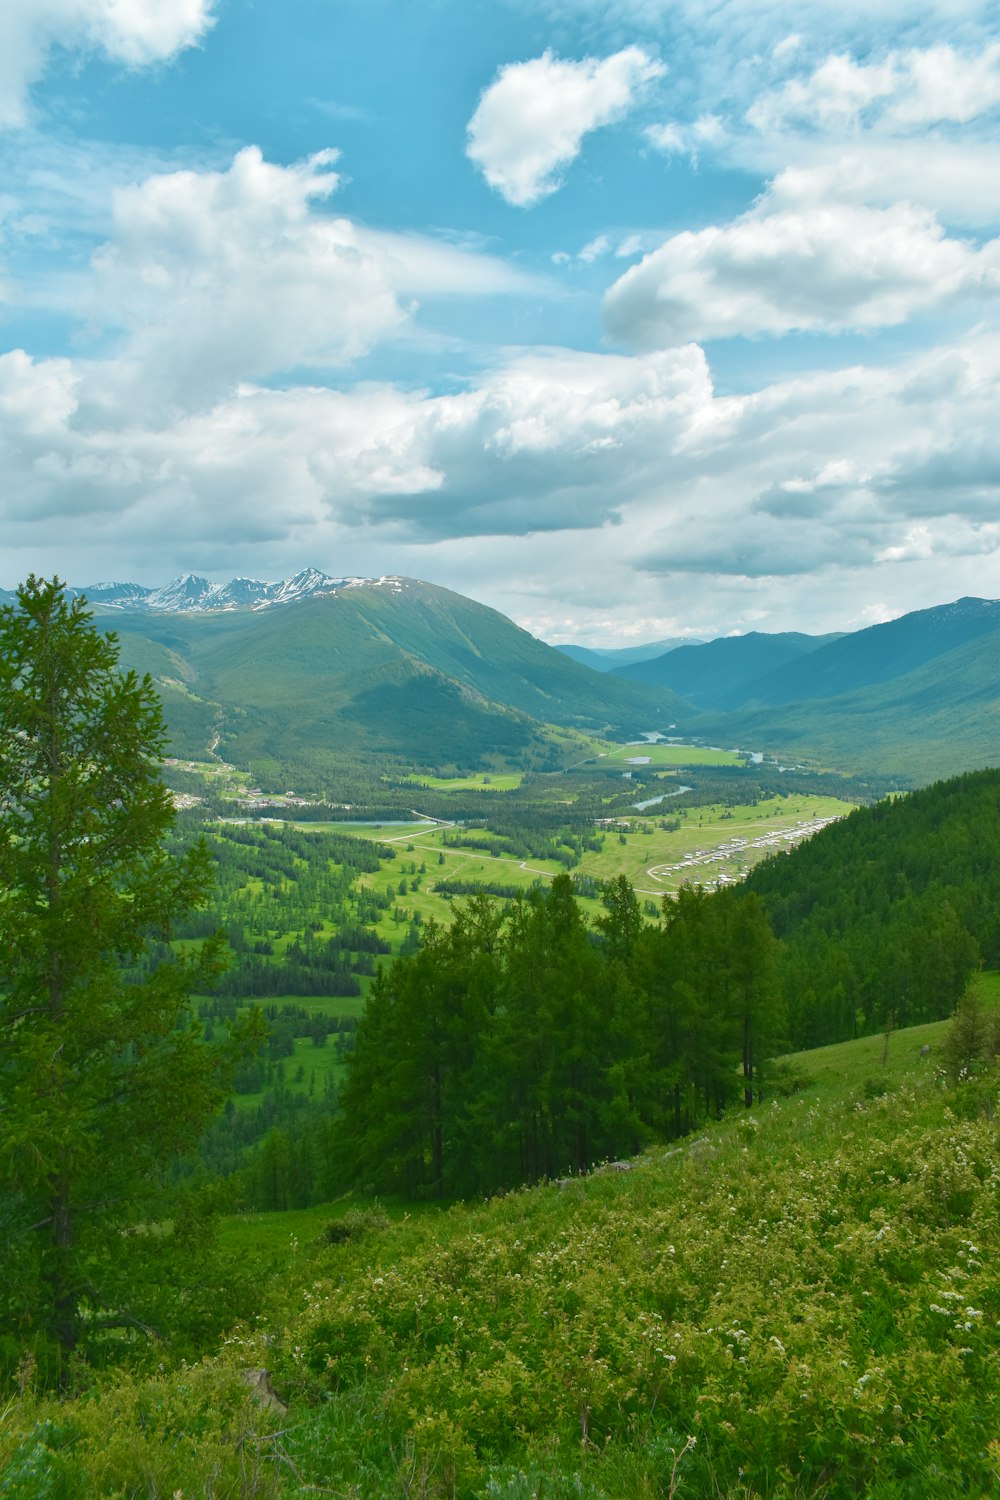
[[70, 570, 410, 613]]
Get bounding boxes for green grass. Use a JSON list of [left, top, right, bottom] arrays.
[[233, 1034, 347, 1110], [217, 1198, 437, 1258], [397, 772, 525, 792], [781, 1019, 949, 1105], [598, 740, 746, 768], [216, 1201, 353, 1257], [264, 1017, 1000, 1498], [973, 969, 1000, 1005], [308, 795, 857, 958]]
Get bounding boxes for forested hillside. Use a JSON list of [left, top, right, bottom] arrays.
[[712, 626, 1000, 781], [614, 629, 836, 705], [746, 768, 1000, 1045]]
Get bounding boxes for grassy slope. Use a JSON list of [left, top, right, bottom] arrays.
[[10, 1014, 1000, 1498]]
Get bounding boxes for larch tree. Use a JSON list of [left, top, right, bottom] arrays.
[[0, 578, 229, 1374]]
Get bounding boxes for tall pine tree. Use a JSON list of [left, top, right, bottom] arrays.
[[0, 579, 229, 1374]]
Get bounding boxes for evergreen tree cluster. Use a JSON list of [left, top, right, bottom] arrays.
[[333, 876, 782, 1199], [439, 822, 602, 869], [0, 579, 259, 1373]]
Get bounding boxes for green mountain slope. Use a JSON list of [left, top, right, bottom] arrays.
[[717, 626, 1000, 779], [101, 579, 682, 783], [737, 595, 1000, 707]]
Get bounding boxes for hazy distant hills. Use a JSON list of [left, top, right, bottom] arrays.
[[91, 575, 682, 784], [721, 624, 1000, 781], [613, 597, 1000, 714], [674, 598, 998, 780], [560, 596, 999, 781], [735, 597, 1000, 709], [613, 630, 842, 709], [556, 638, 702, 673]]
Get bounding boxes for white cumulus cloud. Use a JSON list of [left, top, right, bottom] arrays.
[[89, 146, 402, 408], [83, 147, 538, 412], [0, 0, 214, 128], [748, 43, 1000, 133], [604, 199, 1000, 344], [466, 46, 665, 206]]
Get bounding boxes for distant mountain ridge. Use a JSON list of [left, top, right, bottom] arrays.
[[607, 597, 999, 715], [2, 572, 996, 785], [678, 597, 1000, 782], [0, 568, 403, 614], [613, 630, 842, 707], [556, 638, 703, 673], [734, 596, 1000, 708]]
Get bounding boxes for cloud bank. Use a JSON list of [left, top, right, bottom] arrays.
[[5, 328, 1000, 610]]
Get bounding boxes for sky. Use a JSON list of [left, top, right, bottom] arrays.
[[1, 1, 999, 644]]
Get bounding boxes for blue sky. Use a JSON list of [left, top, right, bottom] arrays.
[[1, 0, 999, 642]]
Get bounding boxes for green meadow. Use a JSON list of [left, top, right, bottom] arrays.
[[185, 789, 858, 1127], [397, 771, 525, 792], [597, 740, 747, 768]]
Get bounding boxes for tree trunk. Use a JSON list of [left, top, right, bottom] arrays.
[[50, 1183, 78, 1366]]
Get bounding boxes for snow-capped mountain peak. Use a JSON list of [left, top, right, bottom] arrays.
[[73, 570, 389, 613]]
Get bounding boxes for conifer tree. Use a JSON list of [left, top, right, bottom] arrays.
[[0, 578, 228, 1372]]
